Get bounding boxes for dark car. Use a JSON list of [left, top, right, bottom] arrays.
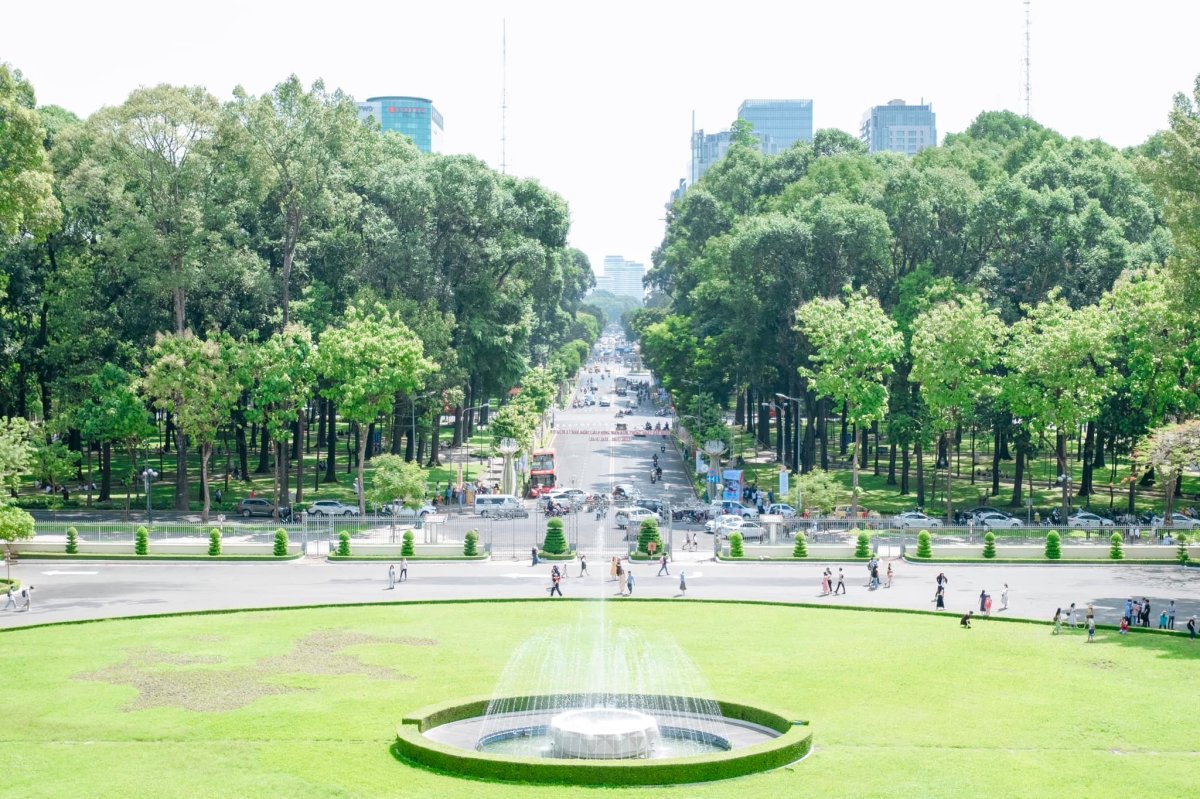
[[237, 497, 291, 520], [634, 498, 667, 518]]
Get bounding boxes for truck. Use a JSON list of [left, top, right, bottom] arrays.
[[614, 376, 628, 396]]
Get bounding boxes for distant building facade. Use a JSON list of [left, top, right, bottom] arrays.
[[859, 99, 936, 155], [357, 96, 444, 153], [737, 99, 814, 154], [593, 256, 645, 300], [690, 129, 733, 184]]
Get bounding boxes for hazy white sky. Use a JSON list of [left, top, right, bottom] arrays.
[[4, 1, 1199, 275]]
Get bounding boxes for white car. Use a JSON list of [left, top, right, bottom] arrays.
[[1067, 511, 1114, 529], [890, 511, 943, 528], [390, 502, 438, 520], [705, 514, 743, 534], [767, 503, 797, 518], [722, 520, 767, 543], [1151, 513, 1200, 530], [976, 512, 1022, 529], [308, 500, 360, 517], [615, 507, 657, 529]]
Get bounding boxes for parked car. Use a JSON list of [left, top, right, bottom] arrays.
[[890, 511, 943, 529], [965, 506, 1007, 522], [599, 396, 612, 407], [237, 497, 290, 520], [722, 520, 767, 543], [473, 495, 527, 518], [307, 499, 360, 517], [615, 507, 657, 530], [976, 511, 1022, 529], [387, 502, 438, 520], [710, 500, 759, 520], [767, 503, 797, 518], [1067, 511, 1114, 529], [705, 514, 743, 534], [1151, 513, 1200, 530], [634, 498, 667, 517]]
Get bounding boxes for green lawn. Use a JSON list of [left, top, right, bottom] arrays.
[[3, 600, 1195, 798]]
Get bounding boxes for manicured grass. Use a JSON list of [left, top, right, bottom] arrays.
[[1, 600, 1194, 798]]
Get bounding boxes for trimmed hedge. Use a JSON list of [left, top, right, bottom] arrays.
[[208, 528, 222, 557], [135, 526, 149, 556], [915, 530, 932, 558], [792, 532, 808, 558], [393, 693, 812, 786], [338, 531, 352, 557], [400, 530, 414, 557], [728, 531, 745, 558], [854, 530, 871, 558], [463, 530, 478, 557], [1109, 532, 1124, 560], [65, 527, 78, 555], [902, 555, 1182, 566], [273, 529, 289, 557], [982, 531, 996, 559], [1045, 531, 1062, 560]]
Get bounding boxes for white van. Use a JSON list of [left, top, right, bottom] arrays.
[[474, 494, 528, 518]]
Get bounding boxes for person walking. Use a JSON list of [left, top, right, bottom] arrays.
[[387, 564, 396, 590], [1087, 616, 1096, 642], [1053, 608, 1063, 635], [531, 546, 539, 567], [616, 561, 625, 595], [579, 554, 588, 578], [399, 558, 408, 582], [626, 569, 635, 596], [979, 590, 988, 613], [19, 586, 33, 611], [657, 554, 669, 577], [1142, 598, 1152, 628], [834, 568, 846, 596], [885, 562, 893, 588], [1188, 615, 1197, 641], [610, 557, 619, 582], [1001, 584, 1009, 611], [1067, 603, 1077, 629], [549, 567, 563, 597], [934, 585, 945, 611], [3, 586, 16, 611], [1167, 600, 1176, 630], [678, 570, 687, 597]]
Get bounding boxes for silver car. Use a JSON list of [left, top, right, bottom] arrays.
[[976, 512, 1022, 529], [890, 511, 943, 528], [1152, 513, 1200, 530], [1067, 511, 1114, 529], [308, 499, 360, 517]]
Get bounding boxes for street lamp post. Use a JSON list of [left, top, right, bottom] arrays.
[[777, 393, 803, 475], [142, 468, 158, 525]]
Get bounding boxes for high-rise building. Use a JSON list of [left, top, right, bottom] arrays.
[[737, 99, 814, 154], [357, 96, 444, 153], [594, 256, 645, 300], [860, 99, 936, 156], [690, 129, 733, 184]]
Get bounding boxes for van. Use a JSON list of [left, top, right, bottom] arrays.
[[474, 494, 528, 518]]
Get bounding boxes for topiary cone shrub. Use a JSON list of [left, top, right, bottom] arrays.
[[65, 527, 78, 555], [208, 528, 222, 556], [982, 531, 996, 559], [792, 531, 808, 558], [637, 518, 663, 556], [1045, 530, 1062, 560], [729, 531, 744, 558], [915, 530, 932, 559], [543, 518, 567, 554], [855, 529, 871, 559], [1109, 531, 1124, 560], [463, 530, 479, 557], [274, 528, 289, 557], [1177, 532, 1190, 565], [401, 530, 414, 557], [135, 526, 149, 556], [338, 530, 352, 557]]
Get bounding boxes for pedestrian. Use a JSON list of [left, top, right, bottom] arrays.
[[1053, 608, 1062, 634], [985, 593, 992, 616], [678, 570, 687, 596], [531, 546, 539, 567], [1132, 598, 1141, 626], [3, 586, 15, 610], [549, 568, 563, 597], [834, 568, 846, 595], [979, 590, 988, 613], [387, 564, 396, 590], [657, 554, 669, 576], [1067, 603, 1077, 628], [610, 557, 619, 582], [1119, 617, 1130, 635], [936, 572, 948, 589], [616, 561, 625, 595], [579, 554, 588, 577], [1001, 584, 1009, 611], [885, 562, 893, 588], [399, 558, 408, 582], [869, 564, 880, 590], [1142, 598, 1152, 628], [960, 611, 973, 628], [19, 585, 34, 611], [1159, 608, 1168, 629], [1123, 597, 1133, 624], [1086, 603, 1095, 624], [1167, 600, 1176, 630], [1188, 615, 1197, 641], [1087, 617, 1096, 642], [214, 488, 222, 505], [626, 569, 635, 596], [821, 569, 831, 595], [934, 585, 945, 610]]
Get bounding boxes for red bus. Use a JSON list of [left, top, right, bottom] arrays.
[[527, 448, 556, 497]]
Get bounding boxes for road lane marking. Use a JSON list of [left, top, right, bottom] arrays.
[[40, 570, 100, 576]]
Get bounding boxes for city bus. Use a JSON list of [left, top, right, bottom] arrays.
[[527, 448, 557, 497]]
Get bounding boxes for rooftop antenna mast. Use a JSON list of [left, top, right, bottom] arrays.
[[1023, 0, 1032, 118], [501, 19, 508, 174]]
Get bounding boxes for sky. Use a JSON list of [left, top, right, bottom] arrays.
[[4, 1, 1200, 276]]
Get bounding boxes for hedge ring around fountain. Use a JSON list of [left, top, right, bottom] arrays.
[[393, 693, 812, 786]]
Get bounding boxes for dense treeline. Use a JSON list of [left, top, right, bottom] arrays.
[[632, 92, 1200, 521], [0, 64, 604, 519]]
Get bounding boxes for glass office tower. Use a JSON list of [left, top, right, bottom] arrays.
[[357, 96, 444, 153]]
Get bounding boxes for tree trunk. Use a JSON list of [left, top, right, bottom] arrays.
[[99, 442, 112, 502], [839, 403, 849, 455], [900, 443, 910, 495], [991, 419, 1002, 497], [324, 401, 338, 483], [818, 398, 829, 471], [734, 390, 744, 426], [969, 425, 975, 485], [776, 400, 785, 465], [802, 394, 817, 473], [1057, 432, 1069, 520], [451, 404, 464, 448], [365, 422, 377, 461], [887, 435, 897, 485], [1093, 425, 1106, 468], [850, 412, 861, 519], [294, 409, 305, 504], [391, 394, 404, 456], [355, 425, 369, 515], [872, 421, 881, 477], [256, 422, 271, 473], [1010, 442, 1026, 508], [236, 416, 249, 482], [915, 439, 925, 508], [1079, 421, 1095, 498], [280, 206, 300, 328], [174, 422, 189, 511], [428, 406, 443, 467], [200, 442, 212, 523]]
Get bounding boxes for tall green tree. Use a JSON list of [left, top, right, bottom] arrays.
[[1136, 420, 1200, 525], [0, 417, 33, 497], [74, 365, 154, 515], [796, 288, 903, 517], [316, 305, 435, 515], [0, 63, 60, 238], [367, 454, 427, 535], [249, 323, 316, 514]]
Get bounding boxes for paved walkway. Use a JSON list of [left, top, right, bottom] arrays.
[[3, 552, 1198, 632]]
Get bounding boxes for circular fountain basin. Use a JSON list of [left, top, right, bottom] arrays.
[[549, 708, 659, 759]]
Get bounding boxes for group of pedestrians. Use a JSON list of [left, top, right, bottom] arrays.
[[2, 585, 34, 611], [821, 567, 845, 596], [386, 561, 408, 588], [863, 557, 891, 590]]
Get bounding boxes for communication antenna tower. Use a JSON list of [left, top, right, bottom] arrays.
[[501, 19, 508, 174], [1023, 0, 1032, 118]]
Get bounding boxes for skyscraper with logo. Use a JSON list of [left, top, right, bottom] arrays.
[[859, 99, 936, 155], [357, 96, 444, 153]]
